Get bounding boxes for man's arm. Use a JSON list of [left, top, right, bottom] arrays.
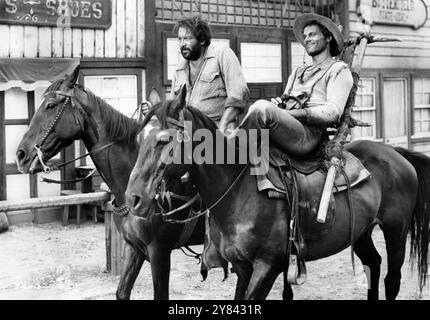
[[217, 47, 250, 132], [219, 106, 241, 133]]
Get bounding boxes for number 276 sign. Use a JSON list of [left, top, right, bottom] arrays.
[[0, 0, 112, 29]]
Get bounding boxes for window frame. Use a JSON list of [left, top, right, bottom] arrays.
[[239, 42, 284, 84], [350, 75, 380, 141], [0, 89, 65, 200], [411, 73, 430, 139]]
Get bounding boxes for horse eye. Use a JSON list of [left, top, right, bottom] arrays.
[[46, 102, 56, 109]]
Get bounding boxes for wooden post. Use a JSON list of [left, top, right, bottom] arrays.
[[0, 212, 8, 233]]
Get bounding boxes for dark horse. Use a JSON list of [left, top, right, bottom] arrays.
[[15, 66, 206, 300], [126, 85, 430, 300]]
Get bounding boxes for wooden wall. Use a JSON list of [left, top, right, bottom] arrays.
[[155, 0, 344, 29], [0, 0, 145, 59], [349, 0, 430, 69]]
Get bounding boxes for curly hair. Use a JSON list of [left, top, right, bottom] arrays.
[[173, 14, 212, 47]]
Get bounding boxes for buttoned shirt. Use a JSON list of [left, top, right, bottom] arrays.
[[284, 56, 353, 120], [170, 44, 249, 121]]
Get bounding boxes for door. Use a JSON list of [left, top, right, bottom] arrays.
[[383, 77, 409, 148]]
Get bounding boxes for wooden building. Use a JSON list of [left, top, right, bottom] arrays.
[[1, 0, 428, 224], [0, 0, 147, 224], [348, 0, 430, 154]]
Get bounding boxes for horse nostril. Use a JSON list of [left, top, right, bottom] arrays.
[[133, 195, 142, 210], [16, 149, 26, 162]]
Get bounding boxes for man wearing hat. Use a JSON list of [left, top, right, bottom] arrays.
[[239, 13, 353, 157]]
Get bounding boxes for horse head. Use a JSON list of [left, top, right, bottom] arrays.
[[125, 85, 198, 219], [16, 66, 88, 174]]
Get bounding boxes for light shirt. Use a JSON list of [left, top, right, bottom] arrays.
[[284, 56, 353, 120], [170, 44, 249, 121]]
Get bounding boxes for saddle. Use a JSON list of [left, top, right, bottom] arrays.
[[256, 145, 371, 255]]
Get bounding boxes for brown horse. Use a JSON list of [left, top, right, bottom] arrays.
[[15, 67, 206, 300], [126, 85, 430, 300]]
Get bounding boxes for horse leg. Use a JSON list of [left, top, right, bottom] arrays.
[[244, 260, 280, 300], [116, 242, 146, 300], [282, 273, 294, 300], [147, 244, 172, 300], [353, 227, 382, 300], [381, 226, 408, 300], [232, 262, 252, 300]]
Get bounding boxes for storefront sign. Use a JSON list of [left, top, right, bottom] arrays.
[[0, 0, 111, 29], [357, 0, 428, 29]]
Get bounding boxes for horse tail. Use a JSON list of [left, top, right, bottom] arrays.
[[395, 147, 430, 292]]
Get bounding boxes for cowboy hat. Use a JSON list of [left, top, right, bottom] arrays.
[[293, 13, 344, 56]]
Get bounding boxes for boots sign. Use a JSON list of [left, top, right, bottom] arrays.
[[357, 0, 428, 29], [0, 0, 111, 29]]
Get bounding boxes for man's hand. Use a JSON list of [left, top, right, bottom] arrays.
[[270, 97, 283, 107], [219, 107, 241, 134]]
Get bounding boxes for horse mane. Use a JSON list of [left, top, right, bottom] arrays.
[[184, 106, 218, 132], [78, 86, 143, 147]]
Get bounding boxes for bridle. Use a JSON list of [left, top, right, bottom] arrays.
[[34, 87, 114, 177], [132, 109, 249, 224]]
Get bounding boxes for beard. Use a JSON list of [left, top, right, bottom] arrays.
[[306, 41, 329, 57], [181, 45, 203, 61]]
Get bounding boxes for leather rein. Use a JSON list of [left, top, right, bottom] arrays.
[[34, 88, 115, 184], [131, 113, 250, 224]]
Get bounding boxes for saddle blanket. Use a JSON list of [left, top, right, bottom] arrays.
[[257, 150, 371, 197]]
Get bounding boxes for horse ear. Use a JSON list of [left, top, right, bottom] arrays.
[[64, 66, 80, 87], [148, 88, 161, 106]]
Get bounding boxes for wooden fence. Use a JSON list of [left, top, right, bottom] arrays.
[[0, 191, 124, 276]]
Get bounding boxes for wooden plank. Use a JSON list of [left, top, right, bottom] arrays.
[[0, 25, 10, 57], [364, 46, 430, 58], [349, 15, 430, 37], [24, 26, 38, 58], [125, 0, 138, 58], [0, 92, 5, 201], [38, 27, 52, 57], [116, 0, 126, 58], [72, 28, 82, 58], [362, 55, 430, 69], [82, 29, 95, 58], [0, 192, 110, 212], [95, 30, 105, 57], [105, 0, 117, 57], [52, 27, 64, 57], [9, 25, 24, 58], [63, 28, 72, 57], [137, 0, 146, 57], [105, 211, 112, 272]]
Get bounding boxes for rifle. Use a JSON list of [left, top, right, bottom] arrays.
[[316, 34, 401, 223]]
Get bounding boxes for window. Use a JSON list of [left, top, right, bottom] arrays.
[[84, 75, 138, 117], [413, 77, 430, 138], [80, 74, 139, 166], [1, 86, 61, 201], [240, 43, 282, 83], [351, 78, 377, 140], [290, 42, 312, 71]]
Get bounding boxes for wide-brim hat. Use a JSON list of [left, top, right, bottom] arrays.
[[293, 13, 344, 56]]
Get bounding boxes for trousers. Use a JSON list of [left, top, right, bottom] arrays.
[[239, 100, 323, 156]]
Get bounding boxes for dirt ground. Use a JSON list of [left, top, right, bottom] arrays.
[[0, 221, 429, 300]]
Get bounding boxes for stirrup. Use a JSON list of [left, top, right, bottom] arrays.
[[287, 255, 307, 285]]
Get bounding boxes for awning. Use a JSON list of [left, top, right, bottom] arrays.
[[0, 58, 80, 91]]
